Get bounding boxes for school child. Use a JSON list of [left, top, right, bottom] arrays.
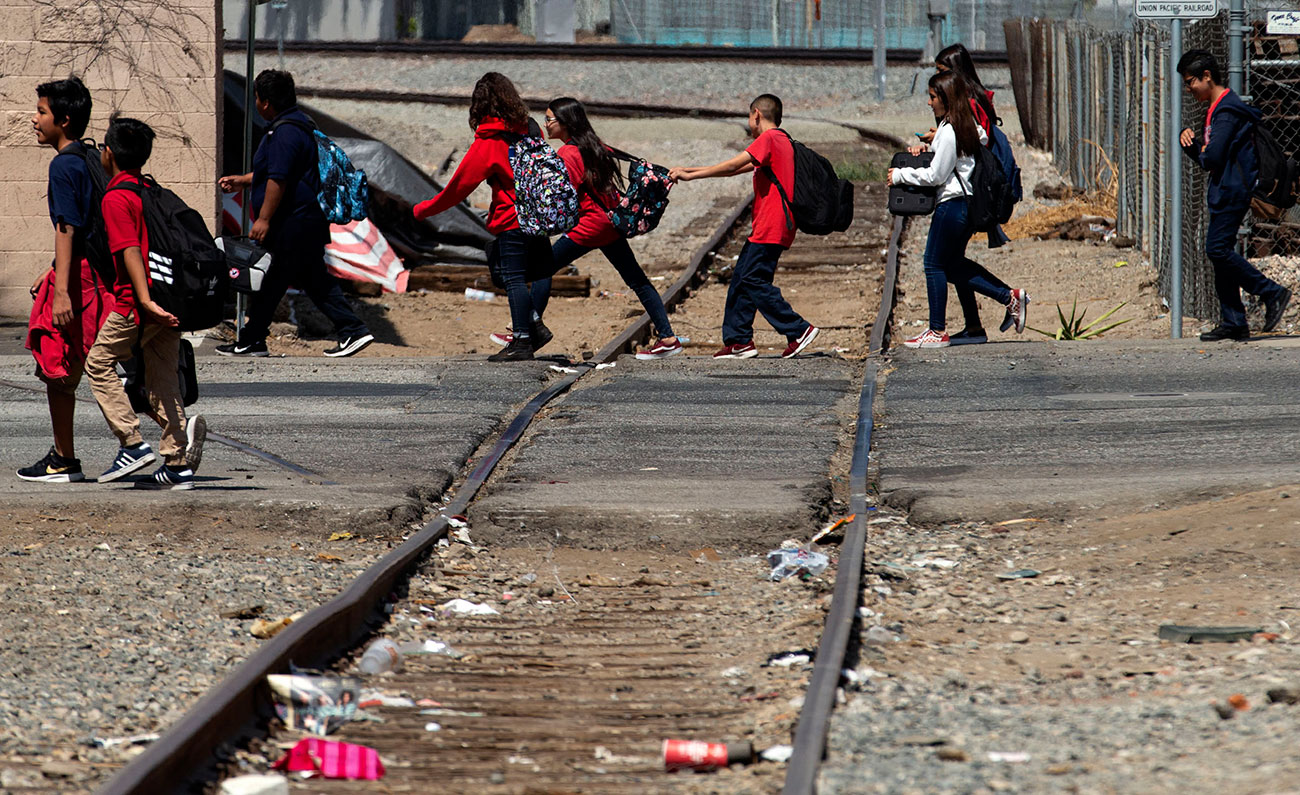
[[218, 69, 373, 358], [493, 97, 681, 359], [18, 78, 112, 483], [412, 72, 553, 362], [889, 72, 1028, 349], [83, 116, 194, 490], [668, 94, 820, 359], [1177, 49, 1291, 341]]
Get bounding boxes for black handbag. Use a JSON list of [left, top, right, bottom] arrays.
[[119, 338, 198, 413], [218, 236, 273, 294], [888, 151, 939, 216]]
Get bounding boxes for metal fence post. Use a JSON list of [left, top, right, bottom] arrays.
[[1228, 0, 1245, 94], [874, 0, 886, 102], [1169, 18, 1183, 338]]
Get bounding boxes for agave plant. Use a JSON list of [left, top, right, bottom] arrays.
[[1028, 298, 1131, 340]]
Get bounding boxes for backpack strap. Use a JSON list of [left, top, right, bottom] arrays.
[[757, 130, 797, 232], [270, 117, 318, 134]]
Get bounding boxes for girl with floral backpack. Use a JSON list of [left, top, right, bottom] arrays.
[[492, 97, 682, 360]]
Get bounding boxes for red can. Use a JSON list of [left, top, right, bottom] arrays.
[[662, 739, 753, 771]]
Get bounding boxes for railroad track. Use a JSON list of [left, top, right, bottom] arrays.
[[100, 133, 906, 795]]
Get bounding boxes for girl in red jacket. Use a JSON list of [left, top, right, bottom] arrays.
[[413, 72, 553, 362], [491, 97, 682, 359]]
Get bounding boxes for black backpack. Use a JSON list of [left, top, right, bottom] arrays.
[[763, 130, 854, 235], [962, 144, 1015, 232], [1252, 122, 1299, 216], [106, 176, 228, 332], [54, 140, 115, 286]]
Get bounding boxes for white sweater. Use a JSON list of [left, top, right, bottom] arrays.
[[891, 121, 988, 204]]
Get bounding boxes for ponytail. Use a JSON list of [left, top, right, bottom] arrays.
[[548, 97, 622, 196]]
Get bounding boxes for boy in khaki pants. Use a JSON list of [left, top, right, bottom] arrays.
[[84, 115, 193, 490]]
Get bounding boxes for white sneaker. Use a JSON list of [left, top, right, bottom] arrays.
[[184, 413, 207, 474], [903, 329, 951, 349]]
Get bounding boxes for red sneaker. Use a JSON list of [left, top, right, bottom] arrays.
[[712, 342, 758, 359], [782, 325, 820, 358], [489, 330, 512, 347], [635, 338, 684, 359], [903, 329, 951, 349], [1007, 289, 1030, 333]]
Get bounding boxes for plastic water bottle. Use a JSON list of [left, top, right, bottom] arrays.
[[358, 638, 402, 674], [464, 288, 495, 301]]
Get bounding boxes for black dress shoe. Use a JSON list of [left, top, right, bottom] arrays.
[[949, 327, 989, 345], [1263, 287, 1292, 333], [488, 338, 535, 361], [1199, 324, 1249, 342]]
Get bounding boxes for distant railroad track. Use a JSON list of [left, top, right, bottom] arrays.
[[101, 128, 906, 795], [225, 38, 1009, 66]]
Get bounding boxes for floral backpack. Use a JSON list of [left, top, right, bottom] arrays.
[[503, 131, 580, 236], [599, 150, 674, 238]]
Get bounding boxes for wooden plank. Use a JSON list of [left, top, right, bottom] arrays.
[[406, 265, 591, 297], [1004, 18, 1035, 146]]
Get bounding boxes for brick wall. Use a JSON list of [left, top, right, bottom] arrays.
[[0, 0, 221, 318]]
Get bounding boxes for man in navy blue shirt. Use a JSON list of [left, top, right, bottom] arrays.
[[217, 69, 373, 358], [1178, 49, 1291, 342]]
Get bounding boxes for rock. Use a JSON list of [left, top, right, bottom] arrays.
[[1267, 687, 1300, 705], [936, 748, 969, 762], [40, 761, 81, 779], [1009, 631, 1030, 644]]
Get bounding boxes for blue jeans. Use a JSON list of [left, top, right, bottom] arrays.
[[923, 198, 1012, 331], [243, 239, 369, 345], [722, 241, 809, 344], [488, 230, 553, 341], [533, 236, 675, 338], [1206, 207, 1282, 328]]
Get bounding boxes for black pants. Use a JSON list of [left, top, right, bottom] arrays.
[[241, 240, 369, 345]]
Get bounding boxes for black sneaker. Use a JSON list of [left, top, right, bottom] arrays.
[[324, 333, 374, 358], [99, 442, 156, 482], [17, 447, 84, 483], [1263, 287, 1292, 333], [216, 340, 269, 357], [949, 327, 989, 345], [532, 322, 554, 352], [133, 464, 194, 491], [1199, 324, 1249, 342], [488, 338, 535, 362]]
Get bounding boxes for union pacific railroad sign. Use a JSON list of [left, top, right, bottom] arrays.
[[1135, 0, 1219, 18]]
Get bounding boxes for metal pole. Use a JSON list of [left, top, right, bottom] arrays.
[[1228, 0, 1245, 95], [873, 0, 886, 102], [771, 0, 778, 48], [237, 1, 258, 340], [1169, 18, 1183, 339]]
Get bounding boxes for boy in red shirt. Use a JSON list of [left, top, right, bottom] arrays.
[[669, 94, 819, 359], [83, 116, 194, 490]]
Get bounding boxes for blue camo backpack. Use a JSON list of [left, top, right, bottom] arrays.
[[502, 132, 579, 236], [272, 118, 369, 225]]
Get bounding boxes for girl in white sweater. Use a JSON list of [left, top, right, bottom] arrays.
[[888, 71, 1028, 349]]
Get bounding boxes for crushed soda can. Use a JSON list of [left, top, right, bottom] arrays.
[[663, 739, 753, 771]]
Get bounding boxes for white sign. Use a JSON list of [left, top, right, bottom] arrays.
[[1135, 1, 1219, 18], [1268, 11, 1300, 35]]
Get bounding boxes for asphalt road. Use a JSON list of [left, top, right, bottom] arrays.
[[878, 339, 1300, 524]]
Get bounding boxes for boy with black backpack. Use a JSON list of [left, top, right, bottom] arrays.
[[668, 94, 821, 359], [83, 116, 194, 490], [1178, 49, 1291, 341], [18, 78, 114, 483]]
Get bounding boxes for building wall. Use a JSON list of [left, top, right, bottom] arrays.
[[0, 0, 222, 319], [223, 0, 396, 41]]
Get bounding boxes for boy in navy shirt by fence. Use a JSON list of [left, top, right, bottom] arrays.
[[669, 95, 820, 359], [18, 78, 112, 483], [1178, 49, 1291, 341]]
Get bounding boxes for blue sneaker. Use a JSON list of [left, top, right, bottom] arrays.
[[99, 443, 155, 482], [133, 464, 194, 491]]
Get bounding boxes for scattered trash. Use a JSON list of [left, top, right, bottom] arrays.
[[358, 691, 415, 709], [765, 650, 813, 668], [1158, 625, 1263, 643], [760, 744, 793, 763], [595, 362, 616, 369], [358, 638, 403, 675], [1228, 694, 1250, 711], [1254, 632, 1281, 643], [273, 738, 385, 780], [250, 615, 296, 639], [464, 287, 495, 301], [662, 739, 753, 771], [267, 672, 360, 736], [721, 666, 746, 678], [445, 515, 468, 529], [398, 639, 463, 659], [549, 365, 579, 374], [441, 598, 500, 616], [913, 557, 958, 570], [423, 722, 442, 732], [988, 751, 1032, 763], [766, 547, 830, 581], [419, 707, 485, 717], [94, 542, 111, 551], [327, 531, 353, 542], [997, 568, 1041, 580], [594, 745, 644, 764], [219, 604, 265, 619], [811, 514, 855, 544], [1267, 687, 1300, 705], [991, 518, 1043, 527], [90, 733, 160, 749], [1114, 260, 1128, 268], [220, 774, 290, 795]]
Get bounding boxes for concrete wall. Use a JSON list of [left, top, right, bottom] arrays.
[[223, 0, 396, 41], [0, 0, 222, 319]]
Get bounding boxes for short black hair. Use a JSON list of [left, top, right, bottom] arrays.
[[1177, 49, 1222, 84], [750, 94, 783, 126], [36, 76, 92, 139], [104, 114, 155, 171], [254, 69, 296, 113]]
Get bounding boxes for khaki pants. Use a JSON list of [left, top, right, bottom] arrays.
[[85, 311, 187, 465]]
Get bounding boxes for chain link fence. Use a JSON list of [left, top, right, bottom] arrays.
[[1247, 6, 1300, 259]]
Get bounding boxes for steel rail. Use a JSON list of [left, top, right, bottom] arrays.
[[782, 215, 903, 794], [224, 38, 1009, 65]]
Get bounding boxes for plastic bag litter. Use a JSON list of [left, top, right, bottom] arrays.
[[267, 671, 360, 736], [90, 733, 159, 749], [399, 639, 464, 659], [441, 598, 499, 616], [767, 547, 830, 581]]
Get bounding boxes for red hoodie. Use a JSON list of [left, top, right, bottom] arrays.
[[413, 117, 527, 235], [970, 89, 997, 144]]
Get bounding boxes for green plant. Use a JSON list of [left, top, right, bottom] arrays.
[[1028, 298, 1131, 340], [834, 159, 888, 182]]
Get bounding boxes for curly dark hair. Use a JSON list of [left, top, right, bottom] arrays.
[[468, 72, 529, 130]]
